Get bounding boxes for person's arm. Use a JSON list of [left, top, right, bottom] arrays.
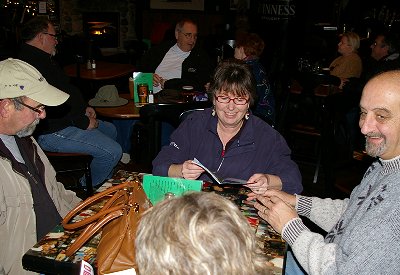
[[284, 203, 400, 274]]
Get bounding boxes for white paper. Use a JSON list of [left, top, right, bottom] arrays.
[[105, 268, 137, 275], [192, 158, 247, 185]]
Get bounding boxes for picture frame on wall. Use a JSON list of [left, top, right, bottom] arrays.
[[150, 0, 204, 11], [230, 0, 250, 11]]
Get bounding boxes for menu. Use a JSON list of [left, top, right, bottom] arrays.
[[192, 158, 247, 185], [142, 174, 202, 205]]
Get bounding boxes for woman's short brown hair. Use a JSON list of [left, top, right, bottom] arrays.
[[209, 59, 256, 106], [235, 33, 265, 57]]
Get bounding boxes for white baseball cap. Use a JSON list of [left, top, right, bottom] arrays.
[[0, 58, 69, 106]]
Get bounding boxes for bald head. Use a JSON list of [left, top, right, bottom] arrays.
[[359, 70, 400, 159]]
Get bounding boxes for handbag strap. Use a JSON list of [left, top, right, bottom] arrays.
[[64, 209, 125, 257], [62, 182, 131, 230]]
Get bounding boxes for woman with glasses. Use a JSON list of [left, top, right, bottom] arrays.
[[152, 59, 303, 195]]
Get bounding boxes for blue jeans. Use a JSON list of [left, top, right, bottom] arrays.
[[285, 250, 306, 275], [112, 119, 138, 153], [38, 120, 122, 187]]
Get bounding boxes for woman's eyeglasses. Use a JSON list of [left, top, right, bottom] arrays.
[[215, 95, 248, 105], [14, 99, 45, 115]]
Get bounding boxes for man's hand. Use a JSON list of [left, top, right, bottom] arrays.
[[254, 192, 298, 234], [153, 73, 165, 88], [86, 107, 96, 118]]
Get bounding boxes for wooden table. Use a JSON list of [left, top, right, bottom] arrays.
[[64, 61, 135, 81], [94, 93, 140, 119]]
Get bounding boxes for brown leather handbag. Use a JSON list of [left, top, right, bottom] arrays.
[[62, 179, 151, 275]]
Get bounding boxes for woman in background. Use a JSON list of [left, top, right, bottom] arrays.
[[234, 33, 276, 125], [329, 31, 362, 88]]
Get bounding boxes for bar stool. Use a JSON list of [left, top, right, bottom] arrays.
[[45, 151, 93, 198]]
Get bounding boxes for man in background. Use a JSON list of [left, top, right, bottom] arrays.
[[0, 58, 81, 275], [363, 31, 400, 81], [18, 16, 122, 187], [138, 18, 214, 94]]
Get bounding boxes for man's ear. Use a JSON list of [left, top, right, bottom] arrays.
[[0, 99, 13, 118]]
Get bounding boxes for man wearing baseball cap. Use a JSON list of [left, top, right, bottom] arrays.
[[0, 58, 81, 275]]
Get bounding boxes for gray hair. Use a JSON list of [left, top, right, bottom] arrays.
[[10, 96, 25, 111], [20, 16, 51, 42], [175, 18, 197, 32], [135, 191, 271, 275]]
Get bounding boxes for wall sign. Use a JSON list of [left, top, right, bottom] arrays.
[[255, 0, 296, 22]]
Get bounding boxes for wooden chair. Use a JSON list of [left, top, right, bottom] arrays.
[[45, 151, 93, 198]]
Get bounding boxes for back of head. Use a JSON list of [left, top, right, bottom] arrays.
[[20, 16, 50, 42], [135, 192, 269, 275], [343, 31, 360, 52], [210, 58, 256, 106], [236, 33, 265, 57]]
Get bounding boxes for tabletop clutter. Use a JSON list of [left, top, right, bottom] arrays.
[[23, 170, 285, 275], [129, 72, 208, 106]]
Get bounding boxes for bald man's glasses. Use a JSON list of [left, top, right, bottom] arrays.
[[14, 99, 45, 115], [179, 30, 197, 40]]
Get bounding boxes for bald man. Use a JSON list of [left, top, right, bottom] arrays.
[[249, 70, 400, 274]]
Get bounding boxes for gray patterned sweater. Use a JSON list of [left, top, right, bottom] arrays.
[[282, 156, 400, 274]]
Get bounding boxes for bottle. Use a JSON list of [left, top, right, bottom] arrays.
[[148, 90, 154, 103], [91, 59, 96, 69], [86, 60, 92, 70], [182, 86, 194, 103]]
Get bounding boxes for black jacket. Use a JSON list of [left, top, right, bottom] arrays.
[[18, 43, 89, 134], [137, 40, 215, 92]]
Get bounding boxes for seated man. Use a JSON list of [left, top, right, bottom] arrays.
[[0, 58, 81, 275], [18, 16, 122, 187], [137, 18, 215, 94], [251, 70, 400, 274], [363, 31, 400, 82]]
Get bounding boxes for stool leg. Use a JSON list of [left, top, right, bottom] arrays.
[[84, 161, 93, 197]]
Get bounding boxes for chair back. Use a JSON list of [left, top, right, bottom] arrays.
[[139, 102, 212, 163], [179, 108, 205, 122]]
